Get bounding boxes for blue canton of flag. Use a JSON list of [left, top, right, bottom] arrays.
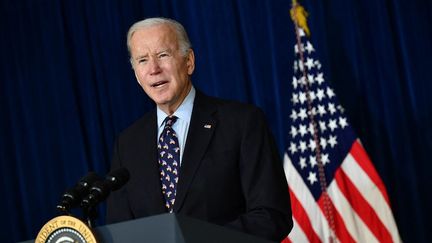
[[287, 28, 355, 200]]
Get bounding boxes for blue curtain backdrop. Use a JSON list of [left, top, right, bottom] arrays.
[[1, 0, 431, 242]]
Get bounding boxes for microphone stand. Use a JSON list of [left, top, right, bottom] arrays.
[[56, 205, 71, 216], [82, 205, 98, 228]]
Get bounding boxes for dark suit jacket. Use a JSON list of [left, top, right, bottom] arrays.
[[106, 91, 293, 241]]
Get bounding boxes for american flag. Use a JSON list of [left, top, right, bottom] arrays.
[[282, 24, 402, 242]]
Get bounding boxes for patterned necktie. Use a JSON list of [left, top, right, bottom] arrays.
[[157, 116, 180, 212]]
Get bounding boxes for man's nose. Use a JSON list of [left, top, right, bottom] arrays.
[[149, 58, 162, 75]]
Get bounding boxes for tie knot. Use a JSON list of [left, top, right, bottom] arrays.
[[164, 116, 178, 127]]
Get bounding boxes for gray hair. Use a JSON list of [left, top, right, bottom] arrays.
[[127, 17, 192, 61]]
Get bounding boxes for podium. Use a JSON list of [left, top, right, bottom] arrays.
[[20, 213, 275, 243]]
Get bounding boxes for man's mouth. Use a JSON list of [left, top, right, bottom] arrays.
[[151, 80, 169, 88]]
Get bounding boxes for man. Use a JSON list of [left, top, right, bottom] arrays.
[[106, 17, 293, 241]]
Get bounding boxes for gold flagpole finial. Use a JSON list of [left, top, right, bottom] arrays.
[[290, 0, 310, 36]]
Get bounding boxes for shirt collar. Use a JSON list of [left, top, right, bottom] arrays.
[[157, 86, 196, 128]]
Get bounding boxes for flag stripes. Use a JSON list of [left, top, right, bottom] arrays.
[[284, 154, 333, 242], [334, 168, 392, 242], [342, 142, 401, 242], [285, 140, 401, 242], [317, 194, 355, 243], [289, 187, 323, 243], [283, 218, 309, 243], [350, 141, 390, 204]]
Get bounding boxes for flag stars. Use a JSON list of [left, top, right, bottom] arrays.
[[308, 123, 315, 135], [308, 74, 315, 85], [289, 33, 361, 193], [320, 137, 328, 150], [292, 93, 299, 104], [289, 142, 298, 154], [290, 110, 298, 121], [309, 91, 316, 101], [298, 61, 304, 71], [321, 153, 330, 165], [328, 135, 338, 148], [298, 28, 306, 37], [290, 126, 298, 138], [328, 103, 337, 115], [299, 141, 307, 153], [328, 119, 338, 131], [319, 120, 327, 132], [298, 108, 308, 120], [308, 139, 317, 151], [309, 107, 317, 117], [299, 92, 307, 104], [327, 87, 335, 98], [305, 41, 315, 54], [294, 43, 304, 54], [305, 58, 315, 70], [314, 60, 322, 69], [317, 105, 326, 116], [307, 172, 317, 185], [299, 76, 307, 86], [339, 117, 348, 128], [299, 124, 308, 137], [316, 73, 324, 85], [316, 88, 325, 101], [299, 157, 307, 169], [309, 156, 317, 168], [292, 76, 299, 89]]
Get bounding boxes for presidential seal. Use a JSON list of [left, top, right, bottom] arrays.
[[35, 215, 97, 243]]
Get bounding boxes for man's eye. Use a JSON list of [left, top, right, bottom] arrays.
[[158, 53, 169, 58], [138, 59, 148, 63]]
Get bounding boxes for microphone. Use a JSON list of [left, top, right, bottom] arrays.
[[57, 172, 103, 213], [81, 167, 130, 209]]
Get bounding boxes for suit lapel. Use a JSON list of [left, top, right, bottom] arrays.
[[173, 92, 217, 212], [129, 111, 166, 216]]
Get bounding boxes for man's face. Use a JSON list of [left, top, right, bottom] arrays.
[[129, 24, 195, 114]]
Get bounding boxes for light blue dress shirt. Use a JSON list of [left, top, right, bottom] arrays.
[[157, 86, 195, 164]]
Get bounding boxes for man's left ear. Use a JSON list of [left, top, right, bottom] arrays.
[[187, 49, 195, 75]]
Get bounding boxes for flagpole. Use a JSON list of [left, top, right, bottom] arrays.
[[290, 1, 336, 242]]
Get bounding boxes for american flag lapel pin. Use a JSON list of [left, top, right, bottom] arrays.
[[204, 124, 212, 129]]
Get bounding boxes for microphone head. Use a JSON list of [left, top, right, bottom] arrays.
[[57, 172, 102, 212], [80, 168, 130, 209], [76, 172, 101, 191], [81, 180, 111, 208], [106, 167, 130, 191]]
